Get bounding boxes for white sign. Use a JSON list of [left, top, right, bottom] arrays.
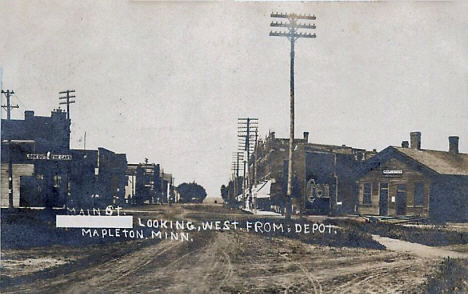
[[383, 169, 403, 175], [56, 215, 133, 228], [27, 153, 72, 160]]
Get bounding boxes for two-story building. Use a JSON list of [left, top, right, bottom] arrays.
[[253, 131, 376, 214]]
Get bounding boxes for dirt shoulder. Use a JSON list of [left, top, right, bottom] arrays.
[[1, 205, 448, 293], [3, 229, 435, 294]]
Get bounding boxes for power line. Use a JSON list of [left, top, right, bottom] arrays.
[[12, 93, 28, 110], [238, 117, 258, 208]]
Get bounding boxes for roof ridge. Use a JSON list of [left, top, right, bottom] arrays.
[[394, 146, 468, 156]]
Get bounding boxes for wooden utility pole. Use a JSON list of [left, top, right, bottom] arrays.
[[231, 151, 244, 202], [2, 89, 18, 208], [160, 169, 164, 204], [59, 90, 75, 120], [238, 118, 258, 209], [2, 90, 18, 120], [270, 12, 316, 220], [59, 90, 75, 208]]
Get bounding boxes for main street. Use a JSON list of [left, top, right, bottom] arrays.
[[1, 204, 443, 293]]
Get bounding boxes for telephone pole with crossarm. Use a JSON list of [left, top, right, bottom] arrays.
[[2, 89, 18, 207], [270, 12, 316, 220]]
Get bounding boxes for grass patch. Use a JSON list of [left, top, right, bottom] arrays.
[[261, 219, 386, 250], [422, 257, 468, 294], [184, 209, 385, 250], [328, 219, 468, 246]]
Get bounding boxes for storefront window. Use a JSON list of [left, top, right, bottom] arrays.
[[54, 175, 62, 188]]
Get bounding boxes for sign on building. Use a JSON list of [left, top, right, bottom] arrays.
[[26, 153, 72, 160]]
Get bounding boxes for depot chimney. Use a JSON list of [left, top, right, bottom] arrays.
[[410, 132, 421, 150], [449, 136, 459, 154], [401, 141, 409, 148], [24, 110, 34, 120], [303, 132, 309, 143]]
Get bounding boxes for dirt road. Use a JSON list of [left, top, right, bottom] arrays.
[[2, 205, 443, 293]]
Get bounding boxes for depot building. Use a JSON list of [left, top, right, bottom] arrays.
[[356, 132, 468, 221]]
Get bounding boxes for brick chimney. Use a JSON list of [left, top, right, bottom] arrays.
[[410, 132, 421, 150], [24, 110, 35, 119], [401, 141, 409, 148], [270, 132, 275, 141], [449, 136, 459, 154], [303, 132, 309, 143]]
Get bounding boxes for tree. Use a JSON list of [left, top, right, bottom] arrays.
[[220, 184, 228, 202], [177, 182, 207, 203]]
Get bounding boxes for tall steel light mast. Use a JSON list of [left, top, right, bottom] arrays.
[[270, 13, 316, 220]]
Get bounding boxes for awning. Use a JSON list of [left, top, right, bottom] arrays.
[[235, 180, 272, 201], [253, 180, 271, 199]]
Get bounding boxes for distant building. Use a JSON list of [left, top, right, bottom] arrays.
[[161, 172, 173, 203], [94, 148, 127, 206], [125, 162, 161, 205], [70, 148, 127, 208], [357, 132, 468, 221]]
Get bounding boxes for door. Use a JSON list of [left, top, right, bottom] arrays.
[[396, 184, 406, 215], [379, 183, 389, 216]]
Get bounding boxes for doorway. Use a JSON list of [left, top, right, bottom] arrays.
[[396, 184, 406, 215], [379, 183, 389, 216]]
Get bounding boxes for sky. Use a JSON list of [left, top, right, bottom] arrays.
[[1, 0, 467, 198]]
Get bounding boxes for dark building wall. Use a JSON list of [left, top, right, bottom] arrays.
[[70, 150, 99, 208], [2, 110, 70, 153], [430, 176, 468, 222], [1, 141, 36, 164], [254, 132, 371, 214], [304, 151, 363, 213], [32, 159, 71, 207], [95, 148, 127, 206]]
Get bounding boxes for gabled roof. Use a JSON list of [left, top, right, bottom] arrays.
[[395, 147, 468, 176], [360, 146, 468, 177]]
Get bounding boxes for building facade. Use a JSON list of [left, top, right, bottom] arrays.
[[125, 162, 161, 205], [357, 132, 468, 221], [2, 110, 129, 208], [1, 110, 72, 207], [252, 131, 375, 214]]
